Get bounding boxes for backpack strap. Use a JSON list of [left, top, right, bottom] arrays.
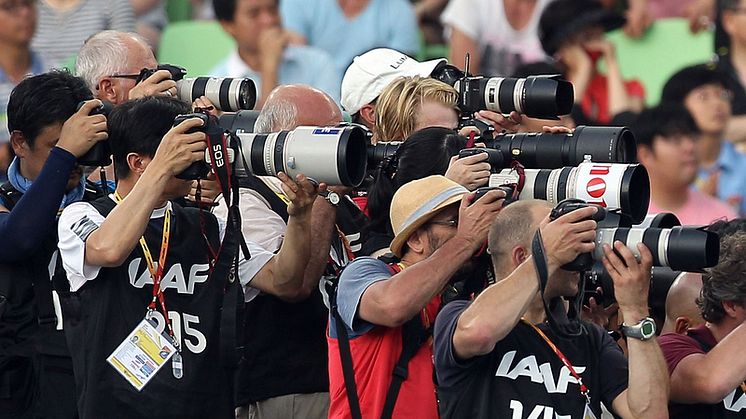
[[238, 175, 289, 223]]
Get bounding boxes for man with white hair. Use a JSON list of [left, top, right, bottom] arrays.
[[76, 30, 176, 104]]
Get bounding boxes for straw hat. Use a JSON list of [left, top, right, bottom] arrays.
[[389, 175, 468, 257]]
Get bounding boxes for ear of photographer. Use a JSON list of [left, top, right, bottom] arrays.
[[212, 84, 368, 419], [56, 95, 321, 418], [433, 200, 670, 418], [0, 71, 106, 419], [328, 175, 504, 418]]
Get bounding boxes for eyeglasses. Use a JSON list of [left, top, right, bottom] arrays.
[[108, 74, 142, 81], [693, 88, 734, 103], [0, 0, 35, 14], [427, 219, 458, 228]]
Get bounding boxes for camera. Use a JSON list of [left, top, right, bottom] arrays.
[[173, 112, 369, 186], [367, 141, 401, 169], [431, 62, 574, 120], [488, 158, 650, 223], [77, 101, 114, 167], [549, 199, 720, 273], [139, 64, 257, 112]]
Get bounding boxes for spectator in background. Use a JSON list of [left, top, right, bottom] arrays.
[[658, 222, 746, 418], [442, 0, 550, 77], [633, 103, 737, 224], [373, 76, 458, 142], [661, 63, 746, 216], [131, 0, 167, 50], [211, 0, 340, 106], [412, 0, 448, 45], [341, 48, 446, 131], [0, 0, 48, 181], [539, 0, 645, 126], [32, 0, 135, 68], [280, 0, 419, 79], [719, 0, 746, 149]]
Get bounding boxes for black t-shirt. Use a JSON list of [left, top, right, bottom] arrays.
[[434, 300, 629, 419], [63, 197, 233, 419]]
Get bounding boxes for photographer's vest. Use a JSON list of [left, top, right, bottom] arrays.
[[234, 175, 366, 404], [0, 181, 102, 411], [63, 197, 234, 419]]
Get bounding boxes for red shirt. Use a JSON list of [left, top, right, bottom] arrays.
[[327, 296, 441, 419], [581, 74, 645, 125]]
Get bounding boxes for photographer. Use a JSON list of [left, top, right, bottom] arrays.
[[76, 30, 176, 104], [658, 220, 746, 417], [0, 71, 106, 419], [213, 84, 363, 419], [56, 96, 320, 418], [341, 48, 446, 130], [329, 175, 504, 418], [434, 200, 669, 418]]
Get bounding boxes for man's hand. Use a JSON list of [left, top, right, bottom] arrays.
[[538, 207, 597, 270], [445, 153, 491, 190], [187, 172, 221, 206], [259, 27, 289, 71], [582, 289, 620, 330], [128, 69, 178, 100], [151, 117, 206, 176], [56, 100, 109, 157], [602, 241, 653, 317], [460, 110, 522, 136], [454, 189, 506, 252], [278, 172, 324, 217], [584, 38, 617, 60], [193, 96, 223, 117], [685, 0, 715, 33], [624, 3, 653, 38]]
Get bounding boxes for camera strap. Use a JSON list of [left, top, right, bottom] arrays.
[[531, 230, 583, 338], [200, 119, 252, 369]]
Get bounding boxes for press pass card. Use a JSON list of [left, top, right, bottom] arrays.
[[107, 317, 176, 391]]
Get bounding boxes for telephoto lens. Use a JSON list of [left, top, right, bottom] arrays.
[[367, 141, 401, 169], [489, 161, 650, 223], [454, 75, 574, 119], [485, 126, 637, 167], [593, 226, 720, 272], [233, 126, 369, 187], [218, 110, 260, 132], [176, 77, 257, 112]]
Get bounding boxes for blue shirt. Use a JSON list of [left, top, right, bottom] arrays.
[[0, 52, 48, 143], [333, 256, 392, 338], [210, 45, 341, 104], [280, 0, 419, 77], [695, 141, 746, 216]]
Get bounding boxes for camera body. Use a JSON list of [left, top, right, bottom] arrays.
[[77, 101, 114, 167], [172, 112, 213, 180]]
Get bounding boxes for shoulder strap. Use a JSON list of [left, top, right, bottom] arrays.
[[0, 182, 22, 210], [380, 313, 429, 419], [238, 175, 289, 222], [326, 279, 364, 419]]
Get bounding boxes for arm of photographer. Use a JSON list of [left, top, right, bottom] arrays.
[[0, 100, 107, 262], [602, 242, 669, 419], [80, 117, 207, 267], [241, 172, 323, 302], [448, 206, 598, 359], [354, 190, 505, 328]]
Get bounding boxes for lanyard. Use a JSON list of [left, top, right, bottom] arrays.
[[113, 192, 178, 348], [523, 319, 591, 404]]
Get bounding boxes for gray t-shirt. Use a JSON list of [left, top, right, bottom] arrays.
[[332, 256, 393, 338]]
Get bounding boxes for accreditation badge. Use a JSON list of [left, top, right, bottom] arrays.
[[106, 317, 177, 391], [583, 403, 599, 419]]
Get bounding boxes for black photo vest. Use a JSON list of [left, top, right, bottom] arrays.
[[63, 197, 234, 419]]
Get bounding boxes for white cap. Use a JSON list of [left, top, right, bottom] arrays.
[[341, 48, 447, 115]]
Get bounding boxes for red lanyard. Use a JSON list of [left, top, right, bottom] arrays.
[[523, 319, 591, 404], [114, 192, 177, 346]]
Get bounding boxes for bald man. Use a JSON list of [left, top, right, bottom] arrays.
[[661, 273, 704, 335], [215, 84, 359, 419]]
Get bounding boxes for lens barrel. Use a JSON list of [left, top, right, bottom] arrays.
[[177, 77, 257, 112], [233, 126, 368, 187]]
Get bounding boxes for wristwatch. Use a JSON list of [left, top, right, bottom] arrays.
[[320, 190, 341, 207], [620, 317, 656, 341]]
